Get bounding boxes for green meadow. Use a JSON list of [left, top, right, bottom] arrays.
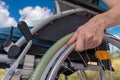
[[59, 51, 120, 80]]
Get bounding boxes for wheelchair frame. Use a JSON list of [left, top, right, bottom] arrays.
[[1, 0, 118, 80]]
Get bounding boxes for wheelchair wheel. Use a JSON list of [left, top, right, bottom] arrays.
[[30, 33, 120, 80]]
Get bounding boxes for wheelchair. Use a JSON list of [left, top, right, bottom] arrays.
[[0, 0, 120, 80]]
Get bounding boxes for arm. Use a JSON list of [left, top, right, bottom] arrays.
[[67, 0, 120, 51], [101, 0, 120, 28]]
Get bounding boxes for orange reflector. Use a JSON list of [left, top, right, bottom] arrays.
[[95, 50, 110, 60]]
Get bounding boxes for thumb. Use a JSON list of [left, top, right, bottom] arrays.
[[67, 32, 77, 46]]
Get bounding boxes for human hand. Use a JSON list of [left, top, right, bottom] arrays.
[[67, 14, 106, 51]]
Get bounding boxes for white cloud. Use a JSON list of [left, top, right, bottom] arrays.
[[19, 6, 53, 26], [114, 34, 120, 38], [0, 1, 17, 27], [0, 1, 53, 27]]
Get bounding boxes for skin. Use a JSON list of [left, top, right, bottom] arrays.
[[67, 0, 120, 51]]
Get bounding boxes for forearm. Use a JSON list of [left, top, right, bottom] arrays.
[[102, 4, 120, 29], [100, 1, 120, 29]]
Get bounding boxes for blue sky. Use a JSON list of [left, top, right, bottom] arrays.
[[0, 0, 55, 27], [3, 0, 55, 21], [0, 0, 120, 36]]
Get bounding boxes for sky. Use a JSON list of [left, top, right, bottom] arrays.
[[0, 0, 120, 36], [0, 0, 55, 27]]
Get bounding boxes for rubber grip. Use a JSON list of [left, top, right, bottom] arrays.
[[18, 21, 32, 41]]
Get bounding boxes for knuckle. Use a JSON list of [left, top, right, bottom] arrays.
[[95, 38, 102, 45], [86, 32, 94, 39]]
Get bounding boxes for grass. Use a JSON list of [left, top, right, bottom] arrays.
[[0, 69, 5, 80], [0, 59, 120, 80], [110, 58, 120, 80], [58, 58, 120, 80]]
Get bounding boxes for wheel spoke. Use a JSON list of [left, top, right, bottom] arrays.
[[31, 33, 120, 80]]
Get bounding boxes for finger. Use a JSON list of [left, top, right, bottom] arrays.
[[85, 38, 102, 50], [67, 32, 77, 46], [85, 42, 97, 50], [81, 32, 94, 50], [84, 37, 94, 50], [75, 34, 85, 51]]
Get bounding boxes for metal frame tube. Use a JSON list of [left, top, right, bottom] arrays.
[[15, 8, 98, 47], [55, 0, 61, 14]]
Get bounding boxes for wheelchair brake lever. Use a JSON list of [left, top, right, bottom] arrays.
[[18, 21, 32, 41], [3, 26, 20, 58], [3, 40, 32, 80], [4, 26, 13, 47], [0, 27, 13, 50], [3, 22, 33, 80]]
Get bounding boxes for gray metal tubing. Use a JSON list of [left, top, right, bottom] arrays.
[[3, 40, 32, 80], [58, 0, 82, 8], [55, 0, 61, 14], [71, 62, 106, 80], [15, 8, 98, 47], [47, 34, 120, 80], [58, 0, 99, 14], [0, 54, 15, 64], [40, 45, 68, 80], [104, 34, 120, 49], [47, 43, 106, 80], [48, 43, 75, 80], [70, 62, 103, 71], [100, 69, 106, 80], [0, 40, 32, 64], [0, 54, 40, 65]]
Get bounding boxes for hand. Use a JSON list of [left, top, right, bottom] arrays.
[[67, 14, 105, 51]]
